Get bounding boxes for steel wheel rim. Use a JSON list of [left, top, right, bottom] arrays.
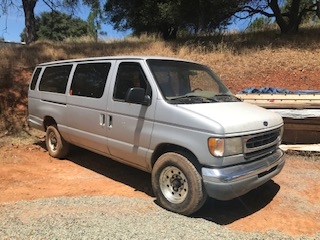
[[48, 131, 58, 152], [159, 166, 188, 204]]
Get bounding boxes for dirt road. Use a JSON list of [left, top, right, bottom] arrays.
[[0, 131, 319, 238]]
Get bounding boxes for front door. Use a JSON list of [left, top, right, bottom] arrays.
[[106, 61, 155, 169]]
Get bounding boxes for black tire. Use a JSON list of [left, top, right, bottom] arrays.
[[151, 152, 207, 215], [45, 125, 70, 158]]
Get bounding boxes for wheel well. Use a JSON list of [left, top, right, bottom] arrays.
[[151, 143, 200, 169], [43, 116, 56, 131]]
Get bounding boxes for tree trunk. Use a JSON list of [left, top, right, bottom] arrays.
[[269, 0, 289, 33], [161, 26, 178, 40], [269, 0, 301, 34], [286, 0, 301, 34], [22, 0, 37, 44]]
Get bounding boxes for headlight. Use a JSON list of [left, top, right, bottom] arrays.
[[208, 138, 224, 157], [208, 137, 243, 157]]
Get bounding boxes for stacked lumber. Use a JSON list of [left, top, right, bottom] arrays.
[[236, 93, 320, 144], [236, 93, 320, 109]]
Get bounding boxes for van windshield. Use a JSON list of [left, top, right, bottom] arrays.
[[147, 59, 240, 104]]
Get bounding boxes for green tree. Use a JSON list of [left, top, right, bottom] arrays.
[[104, 0, 251, 40], [238, 0, 320, 34], [247, 16, 273, 31], [0, 0, 101, 44], [282, 0, 320, 25], [34, 11, 89, 41], [87, 0, 106, 41]]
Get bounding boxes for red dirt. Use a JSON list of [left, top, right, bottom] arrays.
[[0, 132, 319, 237], [226, 67, 320, 93]]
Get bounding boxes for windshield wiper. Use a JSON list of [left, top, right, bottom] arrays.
[[212, 94, 241, 102], [167, 95, 217, 103]]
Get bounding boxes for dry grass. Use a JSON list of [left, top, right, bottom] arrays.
[[1, 27, 320, 134]]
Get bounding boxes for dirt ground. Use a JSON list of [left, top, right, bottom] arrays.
[[0, 130, 319, 238]]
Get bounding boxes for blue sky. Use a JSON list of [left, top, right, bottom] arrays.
[[0, 2, 130, 42]]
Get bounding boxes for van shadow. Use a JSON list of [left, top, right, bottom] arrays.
[[36, 141, 280, 224], [35, 141, 154, 197], [192, 180, 280, 225], [68, 146, 155, 197]]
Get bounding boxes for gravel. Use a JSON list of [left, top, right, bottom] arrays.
[[0, 196, 318, 240]]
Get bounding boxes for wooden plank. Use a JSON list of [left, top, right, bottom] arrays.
[[283, 117, 320, 125], [280, 144, 320, 152], [241, 101, 320, 109], [283, 118, 320, 131], [272, 109, 320, 119], [280, 117, 320, 144], [236, 93, 320, 100], [236, 94, 320, 109], [284, 123, 320, 131]]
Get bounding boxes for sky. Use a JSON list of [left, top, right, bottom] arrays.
[[0, 2, 130, 42]]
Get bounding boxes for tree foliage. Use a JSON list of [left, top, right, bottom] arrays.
[[247, 17, 274, 31], [34, 11, 89, 41], [238, 0, 320, 34], [86, 0, 107, 41], [104, 0, 251, 39], [0, 0, 101, 44]]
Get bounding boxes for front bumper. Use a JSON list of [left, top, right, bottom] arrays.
[[201, 148, 285, 200]]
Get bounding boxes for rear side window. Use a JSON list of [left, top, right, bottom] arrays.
[[39, 65, 72, 94], [30, 67, 42, 90], [70, 62, 111, 98]]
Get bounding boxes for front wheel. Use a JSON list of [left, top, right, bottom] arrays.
[[45, 125, 70, 158], [151, 152, 207, 215]]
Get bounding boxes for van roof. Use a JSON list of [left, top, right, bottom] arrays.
[[37, 56, 196, 66]]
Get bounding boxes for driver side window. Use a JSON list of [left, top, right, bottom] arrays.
[[113, 63, 148, 101]]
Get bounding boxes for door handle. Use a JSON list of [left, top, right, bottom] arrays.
[[108, 115, 113, 129], [99, 114, 106, 126]]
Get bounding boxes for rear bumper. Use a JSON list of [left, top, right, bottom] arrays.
[[202, 148, 285, 200]]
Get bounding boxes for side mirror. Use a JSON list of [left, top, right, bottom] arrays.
[[125, 88, 151, 106]]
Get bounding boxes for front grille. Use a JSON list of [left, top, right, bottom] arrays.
[[246, 130, 279, 149], [243, 128, 281, 160], [245, 145, 277, 159]]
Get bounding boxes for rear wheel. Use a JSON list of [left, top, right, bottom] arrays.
[[152, 152, 207, 215], [46, 125, 70, 158]]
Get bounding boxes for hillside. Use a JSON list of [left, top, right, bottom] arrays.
[[1, 29, 320, 134]]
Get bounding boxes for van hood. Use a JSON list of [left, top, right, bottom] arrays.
[[178, 102, 283, 135]]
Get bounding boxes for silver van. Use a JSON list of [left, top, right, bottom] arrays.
[[28, 56, 285, 215]]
